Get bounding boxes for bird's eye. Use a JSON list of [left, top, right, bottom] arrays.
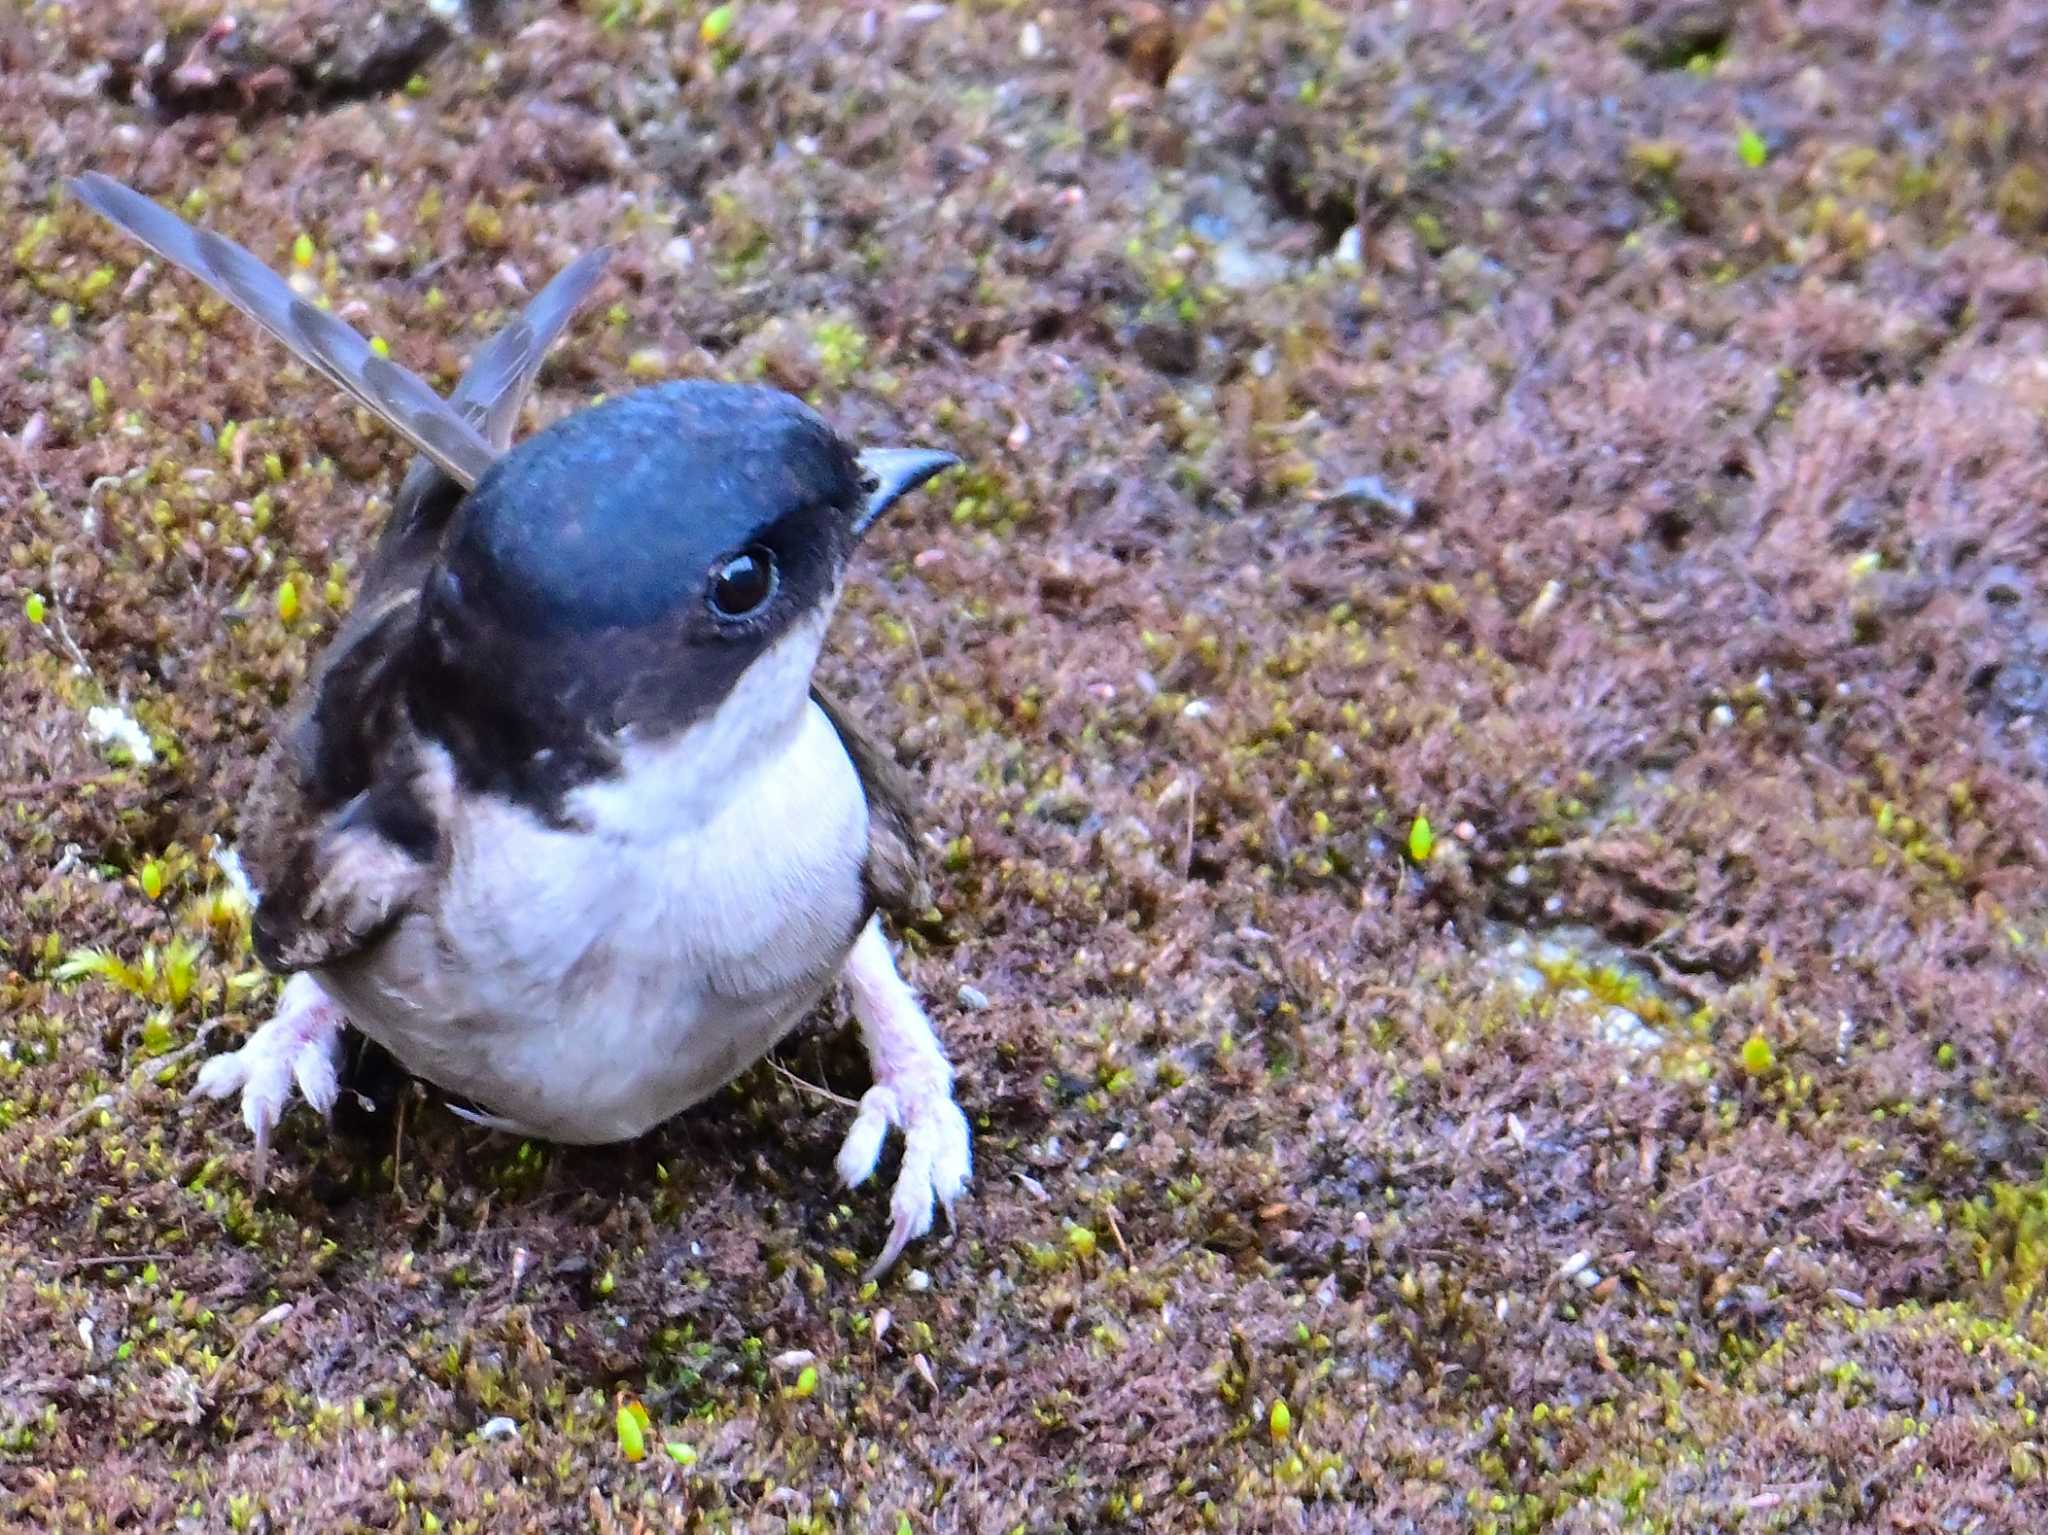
[[707, 546, 778, 620]]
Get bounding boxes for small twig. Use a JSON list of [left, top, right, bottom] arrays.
[[771, 1058, 860, 1110], [47, 1093, 115, 1136], [143, 1033, 215, 1082], [901, 615, 938, 704], [1629, 945, 1715, 1008], [43, 556, 95, 677], [19, 1027, 221, 1156], [203, 1301, 294, 1398], [1102, 1203, 1132, 1265], [43, 1251, 172, 1275], [0, 772, 126, 800], [1639, 920, 1685, 952], [391, 1090, 412, 1209], [1657, 1164, 1737, 1207]]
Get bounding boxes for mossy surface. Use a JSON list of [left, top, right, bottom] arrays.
[[5, 0, 2048, 1529]]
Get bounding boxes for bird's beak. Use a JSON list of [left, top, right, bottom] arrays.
[[854, 448, 958, 537]]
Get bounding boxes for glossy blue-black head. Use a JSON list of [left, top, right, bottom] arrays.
[[447, 382, 887, 630], [408, 380, 955, 811]]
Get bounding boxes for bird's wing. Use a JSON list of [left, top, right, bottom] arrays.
[[69, 173, 498, 490], [239, 588, 441, 971], [810, 687, 929, 920], [448, 245, 612, 450], [66, 174, 616, 971], [69, 177, 620, 973]]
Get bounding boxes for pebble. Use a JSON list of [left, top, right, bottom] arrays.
[[1322, 474, 1416, 524]]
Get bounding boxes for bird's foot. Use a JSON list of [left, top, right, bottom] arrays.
[[191, 972, 344, 1184], [836, 918, 973, 1280], [837, 1073, 972, 1281]]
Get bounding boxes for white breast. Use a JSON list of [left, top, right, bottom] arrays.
[[320, 619, 872, 1144]]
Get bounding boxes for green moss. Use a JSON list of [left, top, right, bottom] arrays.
[[1956, 1180, 2048, 1316], [1995, 163, 2048, 236], [811, 317, 868, 389], [1408, 814, 1434, 862]]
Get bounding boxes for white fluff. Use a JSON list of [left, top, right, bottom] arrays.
[[85, 703, 155, 764]]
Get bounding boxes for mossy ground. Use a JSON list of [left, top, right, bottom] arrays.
[[5, 0, 2048, 1529]]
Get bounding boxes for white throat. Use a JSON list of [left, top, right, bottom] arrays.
[[568, 605, 831, 838]]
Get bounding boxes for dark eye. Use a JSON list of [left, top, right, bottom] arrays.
[[707, 546, 777, 620]]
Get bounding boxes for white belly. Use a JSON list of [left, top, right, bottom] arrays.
[[319, 699, 872, 1143]]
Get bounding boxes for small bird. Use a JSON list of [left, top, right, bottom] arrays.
[[70, 173, 971, 1277]]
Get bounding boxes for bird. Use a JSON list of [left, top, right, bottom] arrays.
[[69, 172, 972, 1278]]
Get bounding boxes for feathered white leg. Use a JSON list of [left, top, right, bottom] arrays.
[[834, 917, 972, 1280], [190, 972, 344, 1183]]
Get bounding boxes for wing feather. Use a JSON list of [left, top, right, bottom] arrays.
[[68, 172, 495, 488], [365, 247, 612, 597], [811, 687, 928, 920], [448, 245, 611, 448]]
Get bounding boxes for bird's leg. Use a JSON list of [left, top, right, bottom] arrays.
[[190, 971, 345, 1184], [834, 916, 973, 1279]]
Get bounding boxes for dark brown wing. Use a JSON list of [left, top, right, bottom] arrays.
[[72, 175, 613, 970], [237, 260, 608, 969], [241, 592, 439, 971], [68, 172, 496, 489], [811, 687, 928, 920]]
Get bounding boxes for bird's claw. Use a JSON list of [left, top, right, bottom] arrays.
[[837, 1074, 972, 1281], [190, 973, 344, 1184]]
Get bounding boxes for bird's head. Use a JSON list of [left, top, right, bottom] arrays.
[[411, 380, 955, 810]]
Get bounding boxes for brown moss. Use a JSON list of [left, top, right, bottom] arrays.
[[3, 0, 2048, 1529]]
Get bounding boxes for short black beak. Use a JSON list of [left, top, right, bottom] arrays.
[[854, 448, 958, 536]]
